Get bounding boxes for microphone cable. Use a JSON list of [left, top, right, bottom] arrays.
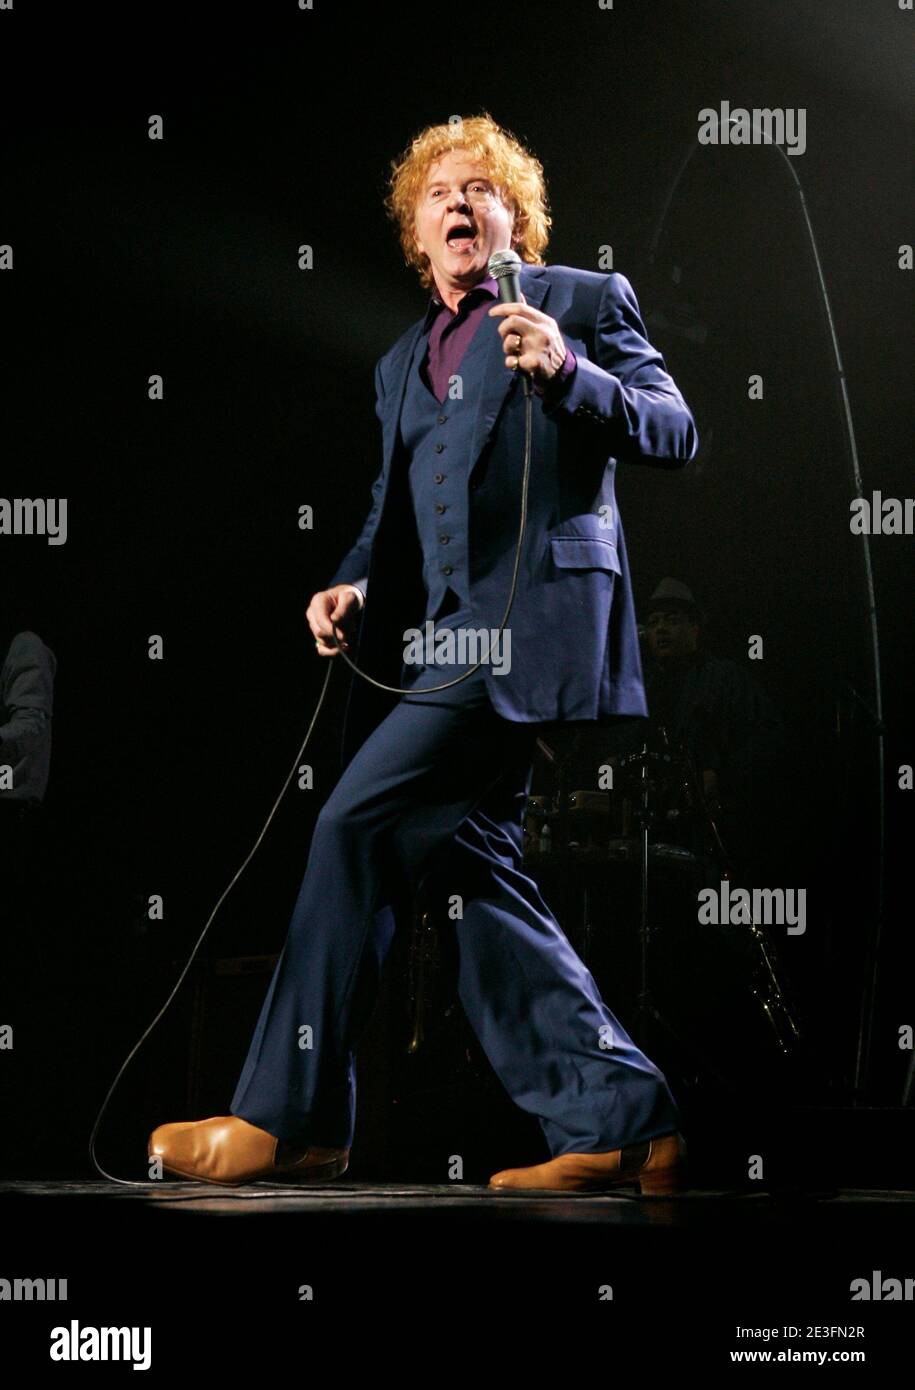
[[88, 369, 534, 1186], [88, 652, 335, 1186]]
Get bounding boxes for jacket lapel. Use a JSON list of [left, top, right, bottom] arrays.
[[377, 323, 424, 477], [467, 265, 549, 478]]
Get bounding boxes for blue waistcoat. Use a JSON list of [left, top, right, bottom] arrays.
[[398, 314, 493, 622]]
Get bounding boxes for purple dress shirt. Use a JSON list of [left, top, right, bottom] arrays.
[[421, 274, 576, 404]]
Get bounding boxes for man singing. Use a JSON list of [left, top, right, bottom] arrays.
[[149, 113, 698, 1192]]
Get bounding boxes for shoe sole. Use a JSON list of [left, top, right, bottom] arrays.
[[633, 1167, 686, 1196], [155, 1155, 349, 1187], [491, 1135, 688, 1195], [584, 1166, 687, 1196], [258, 1155, 350, 1186]]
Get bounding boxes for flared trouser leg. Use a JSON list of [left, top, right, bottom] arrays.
[[230, 632, 680, 1152], [442, 787, 680, 1155]]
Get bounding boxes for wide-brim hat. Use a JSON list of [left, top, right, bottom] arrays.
[[645, 578, 702, 621]]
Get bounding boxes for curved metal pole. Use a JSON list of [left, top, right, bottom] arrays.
[[646, 124, 886, 1102]]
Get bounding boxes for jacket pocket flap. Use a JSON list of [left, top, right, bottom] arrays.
[[549, 536, 621, 574]]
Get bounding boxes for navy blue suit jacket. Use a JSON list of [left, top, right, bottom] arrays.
[[329, 263, 698, 765]]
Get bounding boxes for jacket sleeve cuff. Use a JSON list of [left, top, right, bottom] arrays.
[[333, 579, 366, 608], [534, 345, 577, 404]]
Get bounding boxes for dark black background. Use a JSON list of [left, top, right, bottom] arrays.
[[0, 0, 911, 1174]]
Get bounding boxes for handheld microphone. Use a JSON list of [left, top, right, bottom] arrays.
[[488, 247, 523, 303], [488, 248, 533, 397]]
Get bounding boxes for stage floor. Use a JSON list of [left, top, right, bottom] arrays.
[[3, 1178, 915, 1219], [3, 1178, 906, 1223], [2, 1180, 913, 1363]]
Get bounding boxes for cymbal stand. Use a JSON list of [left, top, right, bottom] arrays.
[[629, 742, 731, 1087]]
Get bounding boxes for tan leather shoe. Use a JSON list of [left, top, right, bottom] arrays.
[[147, 1115, 349, 1187], [489, 1130, 687, 1195]]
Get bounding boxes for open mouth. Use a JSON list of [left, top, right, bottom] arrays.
[[446, 225, 477, 253]]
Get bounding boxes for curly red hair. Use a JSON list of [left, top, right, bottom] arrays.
[[384, 112, 551, 292]]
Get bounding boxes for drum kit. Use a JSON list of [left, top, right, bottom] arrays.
[[401, 724, 803, 1102], [521, 727, 802, 1071]]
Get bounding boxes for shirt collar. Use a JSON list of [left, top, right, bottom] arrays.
[[423, 275, 499, 330]]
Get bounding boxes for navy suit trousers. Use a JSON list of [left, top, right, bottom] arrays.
[[230, 606, 681, 1156]]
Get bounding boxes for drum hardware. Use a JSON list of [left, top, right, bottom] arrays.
[[583, 728, 803, 1066], [633, 742, 661, 1033], [402, 885, 502, 1092], [406, 901, 442, 1055], [404, 721, 803, 1084], [524, 792, 623, 855], [565, 788, 612, 850], [744, 918, 802, 1054], [615, 737, 739, 1086], [662, 728, 802, 1055], [528, 733, 604, 851], [522, 794, 554, 855], [566, 790, 612, 816]]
